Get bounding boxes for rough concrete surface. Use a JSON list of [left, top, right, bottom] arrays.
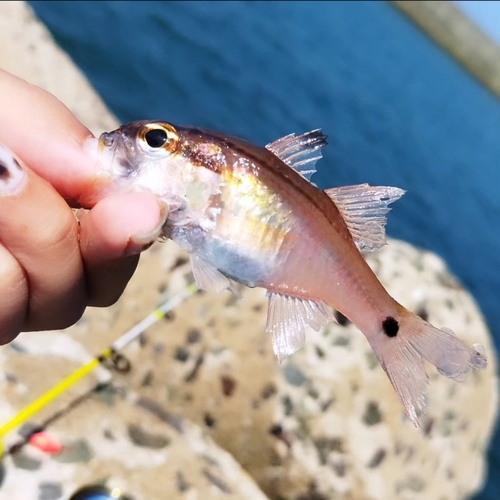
[[0, 3, 497, 500]]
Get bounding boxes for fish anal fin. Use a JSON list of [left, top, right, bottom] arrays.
[[368, 310, 487, 427], [190, 254, 239, 296], [266, 129, 328, 182], [266, 292, 333, 362], [325, 184, 405, 252]]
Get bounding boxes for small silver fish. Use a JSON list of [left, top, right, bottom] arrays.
[[86, 121, 487, 426]]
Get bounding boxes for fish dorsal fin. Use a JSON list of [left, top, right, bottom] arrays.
[[266, 129, 328, 181], [325, 184, 405, 252], [190, 254, 240, 297], [266, 292, 334, 362]]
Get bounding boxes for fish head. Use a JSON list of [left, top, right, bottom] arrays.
[[96, 120, 181, 184], [85, 121, 195, 208], [85, 120, 225, 220]]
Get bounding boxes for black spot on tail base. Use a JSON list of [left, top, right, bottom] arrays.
[[382, 316, 399, 337]]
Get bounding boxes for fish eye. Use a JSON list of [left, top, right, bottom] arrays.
[[145, 128, 168, 148], [139, 123, 179, 153]]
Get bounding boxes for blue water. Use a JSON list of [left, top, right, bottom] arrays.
[[28, 1, 500, 498]]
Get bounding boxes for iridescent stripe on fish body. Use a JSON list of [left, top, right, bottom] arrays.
[[217, 158, 293, 259]]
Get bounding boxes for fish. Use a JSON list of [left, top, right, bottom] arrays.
[[85, 121, 487, 426]]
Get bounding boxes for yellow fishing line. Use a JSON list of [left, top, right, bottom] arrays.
[[0, 283, 196, 457], [0, 349, 112, 442]]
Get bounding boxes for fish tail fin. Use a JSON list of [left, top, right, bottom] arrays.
[[367, 308, 487, 427]]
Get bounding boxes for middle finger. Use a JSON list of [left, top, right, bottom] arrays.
[[0, 144, 86, 332]]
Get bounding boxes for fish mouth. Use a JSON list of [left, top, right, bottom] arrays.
[[87, 131, 126, 179], [98, 131, 116, 152], [95, 130, 138, 180]]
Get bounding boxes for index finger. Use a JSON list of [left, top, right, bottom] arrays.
[[0, 69, 104, 206]]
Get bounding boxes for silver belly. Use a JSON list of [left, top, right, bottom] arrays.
[[166, 223, 273, 288]]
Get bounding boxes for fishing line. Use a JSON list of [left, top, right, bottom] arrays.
[[0, 282, 197, 458]]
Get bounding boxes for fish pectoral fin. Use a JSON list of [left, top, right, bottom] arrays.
[[190, 254, 238, 295], [265, 129, 328, 182], [266, 292, 333, 362], [325, 184, 406, 252]]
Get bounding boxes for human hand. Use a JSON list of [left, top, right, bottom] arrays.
[[0, 69, 167, 344]]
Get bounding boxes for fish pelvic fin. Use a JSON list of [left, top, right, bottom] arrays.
[[265, 129, 328, 182], [367, 308, 487, 427], [325, 184, 405, 252], [190, 254, 240, 297], [266, 292, 334, 362]]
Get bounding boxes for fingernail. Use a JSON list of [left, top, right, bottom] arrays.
[[124, 202, 170, 256], [0, 144, 27, 196]]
